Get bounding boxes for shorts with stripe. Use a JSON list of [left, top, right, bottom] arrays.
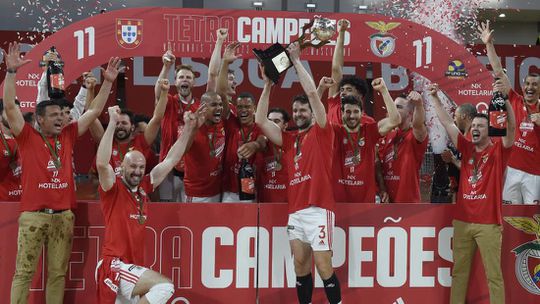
[[95, 257, 148, 304], [287, 206, 335, 251]]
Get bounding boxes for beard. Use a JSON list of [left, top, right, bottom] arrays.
[[115, 129, 131, 141]]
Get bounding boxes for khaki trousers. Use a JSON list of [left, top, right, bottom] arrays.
[[10, 210, 75, 304], [450, 219, 505, 304]]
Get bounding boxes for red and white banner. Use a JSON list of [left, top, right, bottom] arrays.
[[0, 202, 538, 303], [1, 7, 496, 107]]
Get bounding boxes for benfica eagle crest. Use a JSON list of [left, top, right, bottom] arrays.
[[116, 19, 143, 49], [504, 215, 540, 295], [365, 21, 400, 58]]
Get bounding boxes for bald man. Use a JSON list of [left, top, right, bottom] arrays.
[[95, 105, 205, 303]]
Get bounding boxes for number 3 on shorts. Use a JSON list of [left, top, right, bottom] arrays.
[[318, 225, 326, 239]]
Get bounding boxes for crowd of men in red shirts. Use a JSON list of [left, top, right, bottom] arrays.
[[1, 19, 539, 304]]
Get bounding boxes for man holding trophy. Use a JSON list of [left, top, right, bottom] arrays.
[[255, 17, 343, 304]]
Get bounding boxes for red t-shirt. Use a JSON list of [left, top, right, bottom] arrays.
[[15, 122, 78, 211], [223, 116, 263, 193], [282, 124, 335, 213], [507, 89, 540, 175], [326, 94, 376, 125], [332, 122, 381, 203], [378, 128, 428, 203], [184, 122, 226, 197], [90, 134, 154, 175], [0, 133, 22, 201], [160, 94, 200, 165], [256, 142, 288, 203], [99, 176, 153, 265], [455, 134, 511, 225]]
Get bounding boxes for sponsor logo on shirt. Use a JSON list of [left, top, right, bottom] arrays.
[[289, 171, 311, 186], [514, 138, 535, 153], [104, 278, 118, 293], [503, 216, 540, 295]]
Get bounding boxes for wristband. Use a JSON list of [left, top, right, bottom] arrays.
[[7, 68, 17, 74]]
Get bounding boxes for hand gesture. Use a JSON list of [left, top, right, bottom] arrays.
[[83, 72, 97, 90], [158, 78, 170, 91], [162, 42, 175, 66], [286, 42, 301, 62], [477, 20, 494, 45], [184, 104, 207, 130], [319, 76, 335, 90], [237, 142, 257, 159], [338, 19, 350, 32], [371, 77, 387, 92], [223, 41, 242, 64], [4, 42, 32, 71], [427, 83, 439, 97], [216, 28, 228, 41], [107, 106, 121, 123], [101, 57, 124, 83], [407, 91, 423, 106]]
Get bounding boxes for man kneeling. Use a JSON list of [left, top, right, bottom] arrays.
[[95, 104, 204, 303]]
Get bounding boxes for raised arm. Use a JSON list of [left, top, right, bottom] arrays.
[[288, 42, 327, 128], [427, 84, 459, 147], [144, 78, 169, 145], [207, 28, 228, 92], [2, 42, 32, 136], [77, 57, 122, 137], [96, 106, 120, 192], [217, 41, 241, 118], [83, 75, 106, 142], [478, 20, 505, 78], [409, 91, 428, 141], [255, 66, 282, 146], [316, 76, 336, 100], [150, 105, 206, 188], [373, 77, 401, 135], [155, 44, 175, 103], [328, 19, 349, 98]]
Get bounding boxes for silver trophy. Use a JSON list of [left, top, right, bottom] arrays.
[[253, 16, 337, 84]]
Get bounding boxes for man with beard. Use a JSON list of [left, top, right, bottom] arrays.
[[3, 42, 122, 304], [257, 108, 290, 203], [256, 42, 342, 304], [317, 19, 374, 126], [377, 90, 429, 203], [429, 82, 515, 304], [0, 99, 22, 201], [90, 79, 169, 175], [479, 20, 540, 204], [330, 78, 401, 203], [95, 105, 203, 303], [155, 30, 228, 202]]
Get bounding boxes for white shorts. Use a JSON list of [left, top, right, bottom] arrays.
[[184, 194, 221, 203], [95, 258, 148, 303], [287, 206, 335, 251], [503, 167, 540, 204], [221, 191, 255, 203]]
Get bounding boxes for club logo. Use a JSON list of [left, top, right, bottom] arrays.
[[445, 60, 468, 79], [366, 21, 400, 57], [504, 215, 540, 295], [116, 19, 143, 49]]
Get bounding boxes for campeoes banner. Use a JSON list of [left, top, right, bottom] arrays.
[[0, 7, 495, 109], [0, 202, 538, 303]]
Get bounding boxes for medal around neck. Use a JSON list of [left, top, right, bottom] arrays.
[[252, 16, 337, 84]]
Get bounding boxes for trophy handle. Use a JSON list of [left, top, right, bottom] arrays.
[[297, 19, 315, 45]]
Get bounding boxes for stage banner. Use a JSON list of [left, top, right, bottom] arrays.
[[0, 7, 494, 108], [0, 202, 538, 303]]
